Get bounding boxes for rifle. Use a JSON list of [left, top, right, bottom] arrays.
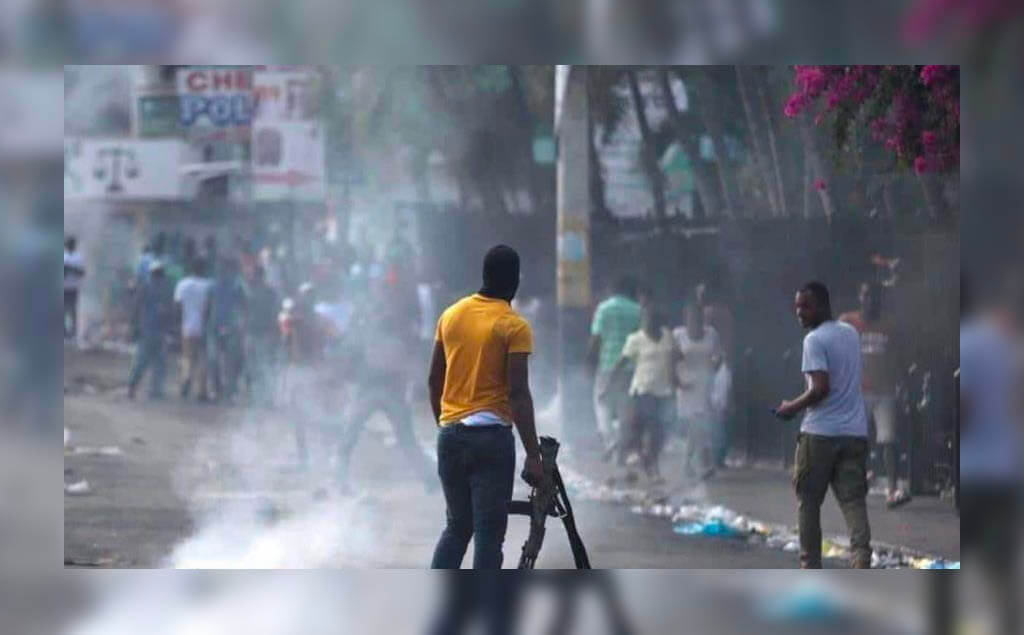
[[510, 436, 591, 569]]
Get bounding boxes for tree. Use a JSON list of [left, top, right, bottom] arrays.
[[755, 71, 788, 217], [657, 70, 724, 219], [735, 66, 780, 218], [681, 67, 736, 218], [783, 65, 959, 175], [345, 66, 554, 217], [783, 65, 958, 221], [626, 69, 667, 219], [798, 117, 838, 221], [586, 67, 628, 224]]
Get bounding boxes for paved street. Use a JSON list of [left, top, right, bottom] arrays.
[[563, 440, 960, 563], [64, 345, 958, 569]]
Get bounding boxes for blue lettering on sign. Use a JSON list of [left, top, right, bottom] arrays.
[[209, 96, 231, 123], [180, 95, 254, 127], [232, 94, 253, 124]]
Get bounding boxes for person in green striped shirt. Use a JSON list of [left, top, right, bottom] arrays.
[[588, 276, 642, 459]]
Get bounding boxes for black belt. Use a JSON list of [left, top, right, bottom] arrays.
[[441, 423, 512, 431]]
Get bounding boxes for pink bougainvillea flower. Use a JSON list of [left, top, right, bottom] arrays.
[[783, 65, 957, 175]]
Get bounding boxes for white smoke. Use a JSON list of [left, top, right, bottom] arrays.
[[167, 497, 384, 569], [64, 67, 132, 137], [65, 573, 437, 635], [165, 394, 428, 568]]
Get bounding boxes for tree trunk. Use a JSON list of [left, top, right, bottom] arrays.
[[754, 70, 788, 217], [798, 116, 836, 221], [626, 70, 667, 220], [882, 175, 896, 219], [587, 87, 613, 225], [802, 146, 811, 218], [658, 70, 722, 218], [508, 66, 546, 214], [734, 66, 779, 218], [917, 171, 950, 223], [689, 70, 735, 218]]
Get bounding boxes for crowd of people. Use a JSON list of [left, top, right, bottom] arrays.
[[587, 271, 917, 513], [585, 272, 946, 569], [94, 229, 440, 491], [588, 275, 734, 485], [64, 225, 976, 573], [123, 233, 279, 404], [68, 229, 936, 505]]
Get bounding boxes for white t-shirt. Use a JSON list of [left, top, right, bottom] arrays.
[[673, 325, 720, 418], [709, 362, 732, 418], [174, 276, 211, 338], [621, 328, 675, 398], [64, 249, 84, 291], [960, 318, 1021, 484], [800, 320, 868, 438], [460, 410, 508, 427]]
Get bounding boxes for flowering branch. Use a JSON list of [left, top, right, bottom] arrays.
[[783, 65, 959, 174]]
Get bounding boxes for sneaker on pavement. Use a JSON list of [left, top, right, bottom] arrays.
[[885, 489, 912, 509]]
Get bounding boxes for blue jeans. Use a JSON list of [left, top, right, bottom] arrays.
[[431, 424, 515, 570], [128, 333, 166, 397]]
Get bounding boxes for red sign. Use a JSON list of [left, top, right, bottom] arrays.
[[179, 69, 252, 94], [176, 68, 254, 128]]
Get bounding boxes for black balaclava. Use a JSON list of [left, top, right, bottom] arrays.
[[479, 245, 520, 303]]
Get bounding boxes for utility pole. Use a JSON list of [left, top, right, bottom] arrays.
[[555, 66, 593, 446]]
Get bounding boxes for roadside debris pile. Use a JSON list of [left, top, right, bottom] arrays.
[[559, 461, 954, 569], [65, 480, 92, 496], [68, 446, 123, 457]]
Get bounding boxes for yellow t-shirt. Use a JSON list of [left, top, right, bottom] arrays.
[[436, 294, 533, 425]]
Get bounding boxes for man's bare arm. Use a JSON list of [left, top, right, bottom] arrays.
[[602, 354, 630, 395], [777, 371, 830, 419], [427, 340, 446, 424], [670, 347, 684, 391], [508, 352, 541, 458]]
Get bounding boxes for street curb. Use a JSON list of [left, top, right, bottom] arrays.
[[557, 457, 957, 569]]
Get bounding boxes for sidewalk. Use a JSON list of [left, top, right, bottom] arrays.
[[702, 465, 959, 561], [562, 443, 960, 563]]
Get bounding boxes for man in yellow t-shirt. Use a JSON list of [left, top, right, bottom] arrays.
[[428, 245, 543, 569]]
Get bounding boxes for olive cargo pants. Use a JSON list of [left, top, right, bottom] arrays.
[[793, 433, 873, 568]]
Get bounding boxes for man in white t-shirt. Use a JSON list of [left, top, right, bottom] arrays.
[[775, 281, 871, 569], [64, 237, 85, 340], [174, 259, 212, 401]]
